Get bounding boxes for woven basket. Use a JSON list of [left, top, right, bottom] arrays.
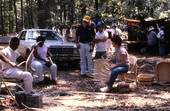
[[137, 64, 155, 85], [156, 62, 170, 84], [137, 74, 155, 85]]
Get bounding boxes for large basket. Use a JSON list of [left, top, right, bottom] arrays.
[[137, 64, 155, 85], [93, 59, 110, 84], [156, 62, 170, 85]]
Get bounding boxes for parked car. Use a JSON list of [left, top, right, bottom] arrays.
[[17, 29, 80, 62]]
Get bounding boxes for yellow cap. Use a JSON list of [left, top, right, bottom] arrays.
[[83, 15, 91, 22]]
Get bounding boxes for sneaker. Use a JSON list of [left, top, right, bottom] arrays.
[[100, 86, 111, 93], [51, 80, 57, 85], [86, 74, 93, 78]]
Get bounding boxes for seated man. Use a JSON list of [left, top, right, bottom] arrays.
[[0, 37, 33, 93], [31, 36, 57, 85]]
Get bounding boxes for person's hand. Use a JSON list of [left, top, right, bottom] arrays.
[[32, 45, 37, 50], [45, 61, 51, 68], [104, 63, 115, 70], [89, 42, 93, 45], [9, 61, 17, 67], [76, 43, 80, 49]]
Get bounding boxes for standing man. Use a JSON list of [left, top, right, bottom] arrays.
[[0, 37, 33, 93], [147, 26, 157, 55], [94, 21, 108, 59], [76, 15, 95, 78], [156, 24, 165, 56]]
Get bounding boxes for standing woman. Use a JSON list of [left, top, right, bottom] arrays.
[[100, 36, 130, 92]]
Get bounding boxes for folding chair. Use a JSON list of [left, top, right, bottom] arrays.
[[0, 61, 25, 107]]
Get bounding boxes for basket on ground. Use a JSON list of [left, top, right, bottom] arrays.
[[137, 64, 155, 85]]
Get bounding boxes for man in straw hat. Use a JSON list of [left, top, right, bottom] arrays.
[[76, 15, 95, 78], [147, 26, 157, 55]]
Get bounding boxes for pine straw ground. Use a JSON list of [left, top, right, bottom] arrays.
[[3, 54, 170, 111]]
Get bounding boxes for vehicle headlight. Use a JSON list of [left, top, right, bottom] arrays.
[[73, 49, 79, 54]]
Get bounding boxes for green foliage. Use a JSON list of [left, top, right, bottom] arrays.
[[0, 0, 169, 34]]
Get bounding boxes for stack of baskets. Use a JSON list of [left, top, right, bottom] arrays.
[[137, 64, 155, 85]]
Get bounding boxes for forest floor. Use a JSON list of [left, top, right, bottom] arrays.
[[1, 53, 170, 111], [0, 41, 170, 111]]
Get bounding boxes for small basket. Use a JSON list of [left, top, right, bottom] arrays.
[[137, 64, 155, 85], [137, 74, 155, 85]]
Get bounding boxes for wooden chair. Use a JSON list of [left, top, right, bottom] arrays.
[[118, 55, 138, 81]]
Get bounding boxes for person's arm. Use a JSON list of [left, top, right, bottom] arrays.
[[0, 54, 17, 67], [156, 24, 160, 31], [47, 49, 52, 58], [156, 24, 159, 29], [95, 36, 108, 43], [105, 53, 127, 70], [110, 54, 126, 70]]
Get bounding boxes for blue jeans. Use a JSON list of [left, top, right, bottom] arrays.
[[158, 39, 165, 56], [107, 65, 130, 87]]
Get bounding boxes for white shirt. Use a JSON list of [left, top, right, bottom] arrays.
[[112, 28, 122, 36], [0, 46, 20, 70], [32, 44, 48, 61], [114, 46, 129, 65], [95, 30, 108, 52], [157, 29, 164, 39]]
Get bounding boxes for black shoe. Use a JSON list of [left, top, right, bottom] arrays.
[[86, 74, 93, 78], [35, 81, 44, 86], [80, 74, 86, 78], [51, 80, 57, 85], [43, 77, 51, 85]]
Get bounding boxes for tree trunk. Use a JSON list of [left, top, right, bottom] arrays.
[[95, 0, 98, 11], [30, 0, 34, 28], [0, 0, 4, 34], [13, 0, 18, 32], [26, 0, 31, 28], [37, 0, 46, 28], [70, 0, 74, 24], [59, 0, 62, 23], [21, 0, 24, 29]]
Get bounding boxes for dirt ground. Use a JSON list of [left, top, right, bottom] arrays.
[[1, 43, 170, 111]]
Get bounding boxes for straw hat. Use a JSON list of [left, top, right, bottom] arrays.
[[83, 15, 91, 23]]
